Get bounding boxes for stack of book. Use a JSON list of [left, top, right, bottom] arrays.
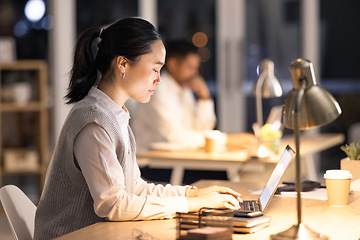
[[233, 215, 271, 234], [181, 226, 233, 240], [176, 208, 271, 239]]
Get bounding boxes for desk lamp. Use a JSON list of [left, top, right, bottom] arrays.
[[253, 59, 282, 128], [270, 58, 341, 240], [253, 59, 282, 157]]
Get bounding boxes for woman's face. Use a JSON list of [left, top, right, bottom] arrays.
[[122, 39, 165, 103]]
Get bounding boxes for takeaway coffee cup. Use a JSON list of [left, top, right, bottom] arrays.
[[204, 130, 227, 153], [324, 170, 352, 206]]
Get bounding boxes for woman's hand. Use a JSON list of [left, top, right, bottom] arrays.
[[188, 186, 241, 200], [187, 186, 243, 212]]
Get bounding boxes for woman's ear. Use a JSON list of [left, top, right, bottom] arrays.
[[116, 56, 127, 73]]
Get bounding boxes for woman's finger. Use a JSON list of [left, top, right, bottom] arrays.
[[224, 202, 237, 210], [215, 187, 243, 202], [228, 195, 241, 209], [220, 194, 240, 210]]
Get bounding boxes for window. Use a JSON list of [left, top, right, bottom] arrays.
[[245, 0, 300, 131], [158, 0, 216, 82], [76, 0, 138, 34]]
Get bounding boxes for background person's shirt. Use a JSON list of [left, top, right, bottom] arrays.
[[131, 71, 216, 152]]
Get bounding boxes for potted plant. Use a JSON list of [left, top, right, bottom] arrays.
[[340, 141, 360, 181]]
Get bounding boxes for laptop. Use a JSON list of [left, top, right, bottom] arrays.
[[234, 145, 295, 217]]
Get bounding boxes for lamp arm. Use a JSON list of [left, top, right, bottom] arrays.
[[294, 78, 306, 226], [255, 72, 266, 129]]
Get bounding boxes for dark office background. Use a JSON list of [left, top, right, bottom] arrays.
[[1, 0, 360, 183]]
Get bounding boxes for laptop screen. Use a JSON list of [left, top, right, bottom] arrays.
[[259, 145, 295, 211]]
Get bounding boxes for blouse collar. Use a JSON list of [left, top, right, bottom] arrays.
[[88, 87, 130, 124]]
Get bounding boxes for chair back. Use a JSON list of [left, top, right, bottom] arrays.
[[0, 185, 37, 240]]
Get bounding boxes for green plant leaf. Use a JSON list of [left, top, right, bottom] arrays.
[[341, 141, 360, 160]]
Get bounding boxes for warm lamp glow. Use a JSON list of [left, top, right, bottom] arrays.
[[257, 145, 270, 158]]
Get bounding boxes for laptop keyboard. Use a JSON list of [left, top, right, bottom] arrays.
[[239, 200, 260, 211]]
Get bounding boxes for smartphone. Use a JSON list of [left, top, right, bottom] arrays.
[[233, 210, 263, 217]]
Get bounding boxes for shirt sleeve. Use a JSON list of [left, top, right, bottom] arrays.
[[193, 97, 217, 131], [149, 88, 216, 148], [74, 123, 189, 221]]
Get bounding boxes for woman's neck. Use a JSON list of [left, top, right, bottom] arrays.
[[97, 77, 128, 108]]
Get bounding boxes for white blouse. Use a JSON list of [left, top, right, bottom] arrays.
[[73, 87, 189, 221]]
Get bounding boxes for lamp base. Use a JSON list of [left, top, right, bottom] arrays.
[[270, 223, 329, 240]]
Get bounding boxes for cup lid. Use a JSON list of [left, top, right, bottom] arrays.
[[204, 130, 227, 141], [324, 169, 352, 179]]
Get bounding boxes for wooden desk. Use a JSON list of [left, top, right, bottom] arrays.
[[137, 133, 345, 185], [56, 179, 360, 240]]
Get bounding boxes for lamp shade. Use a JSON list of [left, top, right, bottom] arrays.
[[252, 59, 282, 98], [282, 58, 342, 130]]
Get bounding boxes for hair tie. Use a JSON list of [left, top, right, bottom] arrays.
[[99, 28, 104, 38]]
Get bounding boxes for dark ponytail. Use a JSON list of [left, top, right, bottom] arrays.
[[65, 27, 99, 104], [65, 17, 161, 104]]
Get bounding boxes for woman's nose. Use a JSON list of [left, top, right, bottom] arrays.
[[154, 76, 161, 85]]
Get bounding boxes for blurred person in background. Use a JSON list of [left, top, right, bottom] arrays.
[[131, 40, 216, 152], [131, 40, 258, 152]]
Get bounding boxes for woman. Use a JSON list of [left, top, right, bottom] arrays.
[[34, 17, 242, 239]]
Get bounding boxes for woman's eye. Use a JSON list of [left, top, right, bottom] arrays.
[[154, 69, 159, 73]]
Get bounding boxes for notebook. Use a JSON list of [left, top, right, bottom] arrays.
[[234, 145, 295, 217]]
